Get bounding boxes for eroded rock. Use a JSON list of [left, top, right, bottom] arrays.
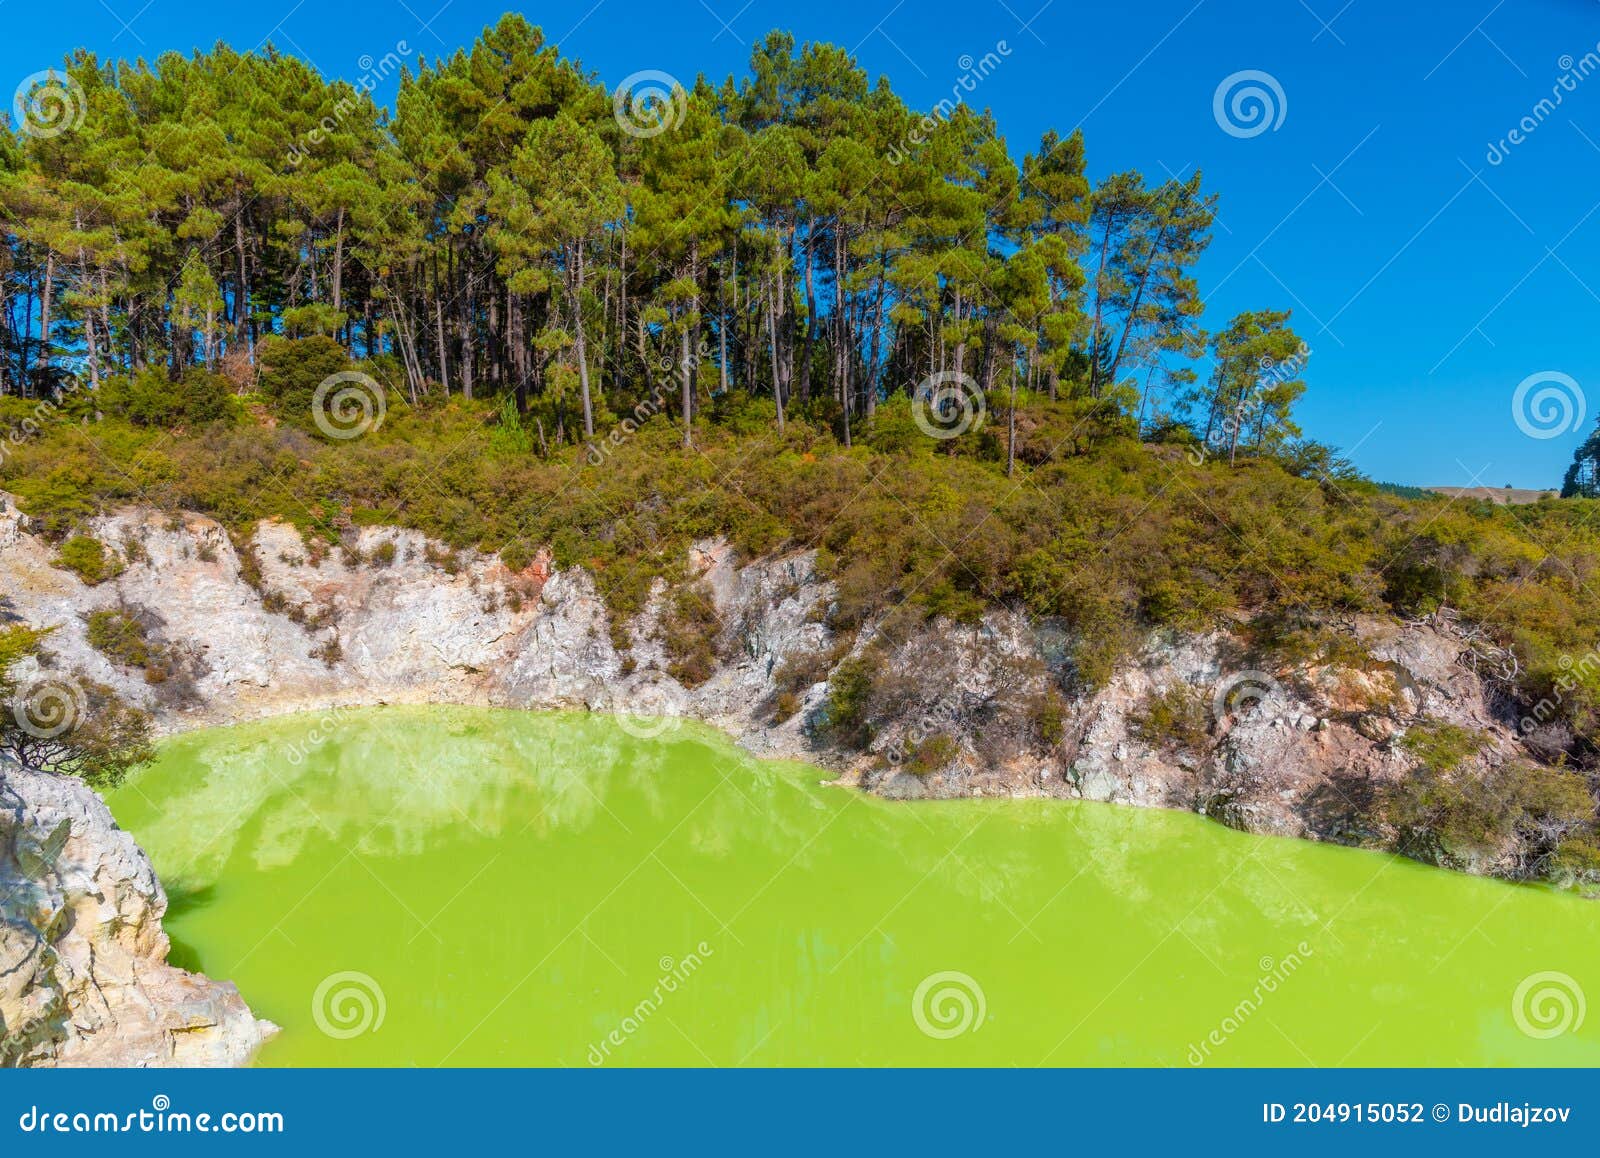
[[0, 756, 277, 1067]]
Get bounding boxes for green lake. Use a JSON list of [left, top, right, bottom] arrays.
[[108, 705, 1600, 1066]]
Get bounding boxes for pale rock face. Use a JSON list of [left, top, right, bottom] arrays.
[[0, 756, 277, 1067], [501, 568, 623, 708], [0, 494, 1544, 1065]]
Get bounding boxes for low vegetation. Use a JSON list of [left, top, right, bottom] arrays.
[[54, 536, 124, 586], [0, 625, 155, 790], [660, 582, 722, 688], [1129, 684, 1212, 753]]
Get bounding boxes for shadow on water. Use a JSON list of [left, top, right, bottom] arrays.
[[160, 881, 218, 974]]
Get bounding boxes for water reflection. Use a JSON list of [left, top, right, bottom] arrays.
[[110, 706, 1600, 1068]]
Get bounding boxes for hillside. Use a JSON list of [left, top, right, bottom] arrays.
[[1427, 486, 1559, 505], [4, 374, 1600, 892], [3, 16, 1600, 899]]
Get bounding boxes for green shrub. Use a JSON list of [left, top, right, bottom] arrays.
[[823, 654, 877, 745], [1129, 683, 1211, 752], [1398, 721, 1485, 774], [425, 543, 462, 575], [85, 607, 180, 685], [256, 335, 357, 426], [908, 734, 959, 774], [55, 536, 123, 585], [1030, 690, 1066, 747], [0, 676, 155, 791], [1386, 759, 1596, 873], [0, 625, 47, 674], [85, 609, 153, 668], [661, 583, 721, 688], [500, 540, 536, 573], [98, 367, 233, 428]]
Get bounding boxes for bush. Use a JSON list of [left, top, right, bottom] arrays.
[[500, 540, 536, 573], [773, 643, 844, 697], [772, 691, 800, 723], [85, 608, 154, 668], [0, 675, 155, 790], [55, 536, 123, 585], [0, 625, 47, 673], [257, 335, 357, 427], [1386, 757, 1596, 876], [907, 734, 959, 774], [1030, 690, 1066, 747], [661, 583, 721, 688], [823, 654, 877, 745], [1398, 721, 1485, 774], [98, 367, 233, 428], [1129, 683, 1211, 752]]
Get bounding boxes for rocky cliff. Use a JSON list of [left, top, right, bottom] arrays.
[[0, 493, 1556, 1063], [0, 753, 277, 1066]]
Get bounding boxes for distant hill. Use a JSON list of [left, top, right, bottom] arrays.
[[1426, 486, 1558, 505], [1374, 482, 1430, 500]]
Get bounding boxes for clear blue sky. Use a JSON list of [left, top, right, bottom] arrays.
[[6, 0, 1598, 488]]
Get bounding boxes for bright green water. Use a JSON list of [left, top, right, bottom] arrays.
[[108, 706, 1600, 1067]]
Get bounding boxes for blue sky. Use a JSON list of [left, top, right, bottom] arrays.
[[5, 0, 1598, 487]]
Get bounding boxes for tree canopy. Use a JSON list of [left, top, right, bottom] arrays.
[[0, 16, 1304, 459]]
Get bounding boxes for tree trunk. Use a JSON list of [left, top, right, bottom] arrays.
[[680, 324, 693, 449], [1087, 213, 1115, 397], [767, 271, 785, 433], [1007, 371, 1017, 477], [799, 231, 816, 402], [1105, 220, 1171, 390], [233, 203, 251, 358], [331, 206, 346, 317], [458, 243, 475, 402], [433, 252, 450, 394], [36, 252, 54, 391], [574, 243, 594, 438], [79, 256, 100, 390]]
